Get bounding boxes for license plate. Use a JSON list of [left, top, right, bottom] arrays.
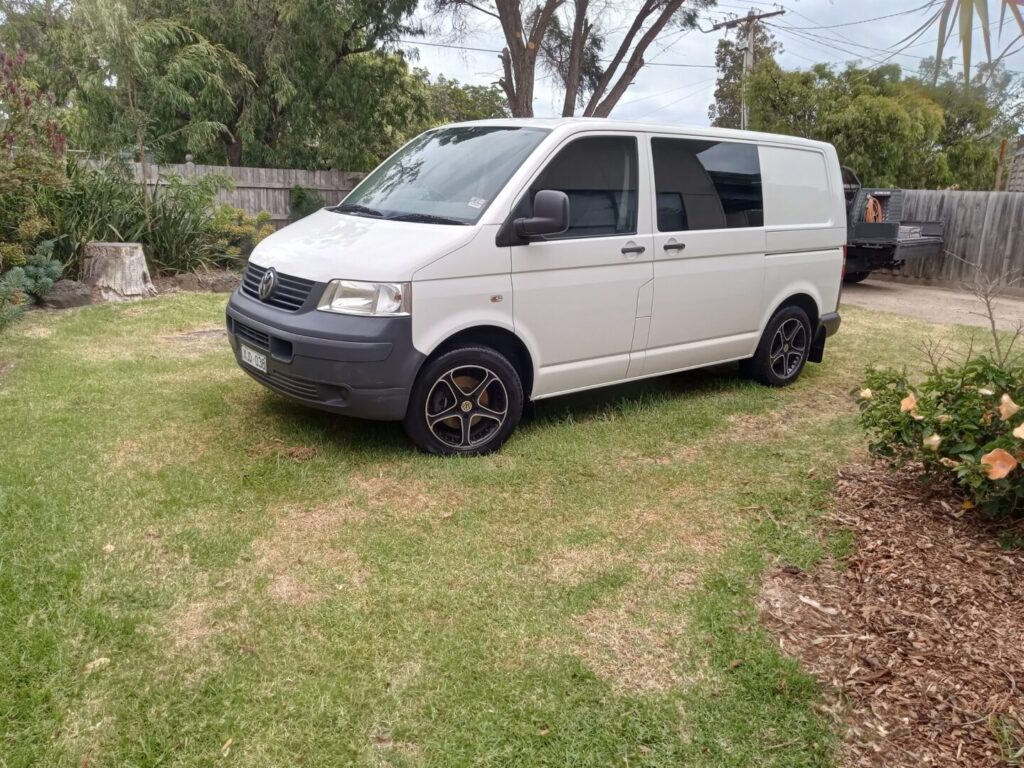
[[240, 344, 267, 373]]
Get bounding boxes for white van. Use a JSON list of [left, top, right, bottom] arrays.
[[227, 119, 844, 455]]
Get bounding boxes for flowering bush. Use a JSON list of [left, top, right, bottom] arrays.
[[857, 357, 1024, 515]]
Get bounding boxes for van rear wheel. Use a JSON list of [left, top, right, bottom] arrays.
[[741, 306, 812, 387], [403, 345, 524, 456]]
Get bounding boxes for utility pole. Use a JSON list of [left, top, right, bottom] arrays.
[[708, 8, 785, 130]]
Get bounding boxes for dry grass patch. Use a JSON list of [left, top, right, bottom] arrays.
[[615, 445, 702, 472], [604, 499, 727, 556], [170, 597, 221, 650], [572, 603, 693, 695], [719, 388, 854, 446], [252, 504, 367, 606], [544, 544, 629, 586], [245, 437, 319, 461], [17, 323, 52, 339], [103, 425, 216, 475], [163, 502, 365, 668], [158, 325, 227, 357], [553, 508, 724, 695], [350, 468, 466, 519], [56, 690, 116, 768]]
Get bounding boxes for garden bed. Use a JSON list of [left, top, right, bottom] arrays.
[[760, 463, 1024, 767]]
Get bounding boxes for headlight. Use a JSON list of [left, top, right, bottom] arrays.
[[317, 280, 411, 316]]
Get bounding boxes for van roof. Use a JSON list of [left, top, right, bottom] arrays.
[[444, 117, 832, 150]]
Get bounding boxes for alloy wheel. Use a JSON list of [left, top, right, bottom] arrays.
[[425, 365, 509, 449], [769, 318, 808, 379]]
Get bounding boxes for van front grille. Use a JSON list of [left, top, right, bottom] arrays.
[[241, 263, 316, 311], [252, 369, 319, 400], [234, 320, 270, 349]]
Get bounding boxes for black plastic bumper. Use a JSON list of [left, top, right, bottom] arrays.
[[225, 287, 424, 421], [809, 311, 841, 363]]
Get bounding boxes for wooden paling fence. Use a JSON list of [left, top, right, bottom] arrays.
[[893, 190, 1024, 288], [108, 161, 1024, 289], [125, 161, 364, 228]]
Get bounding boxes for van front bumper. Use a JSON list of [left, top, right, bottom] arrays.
[[225, 287, 424, 421]]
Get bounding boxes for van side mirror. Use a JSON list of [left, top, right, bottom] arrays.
[[513, 189, 570, 240]]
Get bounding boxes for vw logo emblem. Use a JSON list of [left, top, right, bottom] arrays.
[[258, 268, 277, 301]]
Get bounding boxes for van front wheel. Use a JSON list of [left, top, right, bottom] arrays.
[[403, 346, 524, 456], [741, 306, 812, 387]]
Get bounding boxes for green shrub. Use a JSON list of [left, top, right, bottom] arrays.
[[0, 268, 28, 330], [44, 162, 270, 274], [857, 356, 1024, 515], [21, 240, 62, 299], [208, 205, 275, 260], [43, 160, 145, 269], [289, 185, 325, 221], [144, 172, 226, 272], [0, 49, 66, 253], [0, 242, 27, 271]]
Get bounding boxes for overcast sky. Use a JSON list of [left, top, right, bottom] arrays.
[[399, 0, 1024, 125]]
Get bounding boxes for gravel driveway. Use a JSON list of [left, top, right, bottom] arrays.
[[842, 278, 1024, 331]]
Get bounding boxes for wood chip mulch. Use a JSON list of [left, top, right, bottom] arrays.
[[759, 462, 1024, 767]]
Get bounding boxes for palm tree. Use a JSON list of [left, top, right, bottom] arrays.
[[914, 0, 1024, 83]]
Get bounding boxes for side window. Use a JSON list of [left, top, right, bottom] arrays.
[[652, 138, 763, 232], [519, 136, 638, 239]]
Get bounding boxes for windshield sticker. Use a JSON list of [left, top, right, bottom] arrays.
[[467, 197, 486, 209]]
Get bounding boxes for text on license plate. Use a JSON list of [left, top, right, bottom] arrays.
[[240, 344, 267, 373]]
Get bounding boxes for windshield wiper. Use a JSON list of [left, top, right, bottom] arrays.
[[331, 203, 384, 218], [388, 213, 467, 226]]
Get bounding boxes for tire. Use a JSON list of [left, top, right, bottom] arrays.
[[843, 270, 871, 284], [740, 305, 813, 387], [403, 345, 524, 456]]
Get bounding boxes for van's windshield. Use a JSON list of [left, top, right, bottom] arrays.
[[334, 126, 550, 225]]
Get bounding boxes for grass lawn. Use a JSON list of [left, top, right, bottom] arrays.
[[0, 294, 978, 767]]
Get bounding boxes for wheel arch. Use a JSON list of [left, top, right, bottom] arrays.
[[761, 289, 821, 335], [426, 325, 536, 399]]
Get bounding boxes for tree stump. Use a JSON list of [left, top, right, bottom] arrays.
[[82, 243, 157, 302]]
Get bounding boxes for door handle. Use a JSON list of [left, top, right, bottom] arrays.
[[621, 245, 646, 256], [663, 241, 686, 253]]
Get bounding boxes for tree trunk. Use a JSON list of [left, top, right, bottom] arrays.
[[83, 243, 158, 302], [224, 136, 243, 167], [561, 0, 590, 117]]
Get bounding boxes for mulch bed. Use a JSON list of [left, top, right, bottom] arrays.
[[759, 463, 1024, 767]]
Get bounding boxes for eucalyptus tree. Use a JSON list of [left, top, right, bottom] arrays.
[[144, 0, 424, 169], [745, 60, 1019, 190], [67, 0, 251, 175], [431, 0, 713, 118]]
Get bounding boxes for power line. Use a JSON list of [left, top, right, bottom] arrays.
[[707, 7, 785, 32], [614, 73, 714, 109], [396, 38, 716, 69], [634, 78, 718, 119], [768, 21, 1024, 75], [780, 1, 940, 31]]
